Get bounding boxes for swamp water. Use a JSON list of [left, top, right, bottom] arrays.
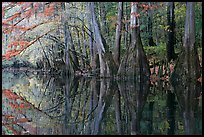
[[2, 71, 202, 135]]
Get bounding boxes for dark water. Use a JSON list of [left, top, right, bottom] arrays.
[[2, 71, 202, 135]]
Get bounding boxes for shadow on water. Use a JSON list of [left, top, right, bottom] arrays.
[[2, 71, 202, 135]]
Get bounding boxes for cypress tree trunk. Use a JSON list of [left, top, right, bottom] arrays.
[[89, 2, 107, 77], [89, 2, 116, 77], [167, 2, 176, 62], [118, 2, 150, 80], [86, 3, 97, 71], [170, 3, 202, 135], [172, 2, 201, 81], [113, 2, 123, 67]]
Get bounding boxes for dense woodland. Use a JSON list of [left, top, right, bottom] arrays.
[[2, 2, 202, 135], [2, 2, 202, 80]]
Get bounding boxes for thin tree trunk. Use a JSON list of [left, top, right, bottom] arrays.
[[75, 26, 85, 68], [61, 2, 72, 75], [124, 2, 129, 49], [147, 2, 156, 47], [67, 26, 80, 72], [82, 25, 88, 69], [86, 3, 96, 71], [114, 89, 122, 134], [113, 2, 123, 67], [99, 2, 108, 36], [89, 2, 108, 77], [166, 91, 176, 135], [167, 2, 176, 62]]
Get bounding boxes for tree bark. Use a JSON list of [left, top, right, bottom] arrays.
[[89, 2, 110, 77], [172, 2, 201, 81], [118, 2, 150, 79], [99, 2, 108, 36], [86, 3, 97, 71], [147, 2, 156, 47], [167, 2, 176, 62], [61, 3, 73, 75], [113, 2, 123, 67], [124, 2, 130, 49], [171, 4, 202, 134]]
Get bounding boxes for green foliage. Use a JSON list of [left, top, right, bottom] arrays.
[[144, 43, 167, 64], [195, 2, 202, 48]]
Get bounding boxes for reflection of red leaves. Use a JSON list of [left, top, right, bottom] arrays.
[[3, 89, 22, 101], [8, 101, 30, 109], [2, 118, 31, 135], [8, 102, 17, 109], [3, 89, 31, 110], [150, 66, 159, 75], [3, 125, 20, 135], [16, 118, 31, 123], [150, 74, 159, 82], [19, 103, 30, 109], [3, 114, 15, 119]]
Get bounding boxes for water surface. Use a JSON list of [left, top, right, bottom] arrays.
[[2, 71, 202, 135]]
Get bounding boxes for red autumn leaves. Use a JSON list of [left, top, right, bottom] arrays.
[[3, 89, 31, 109], [2, 2, 59, 60]]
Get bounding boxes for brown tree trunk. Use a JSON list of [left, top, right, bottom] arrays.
[[113, 2, 123, 67]]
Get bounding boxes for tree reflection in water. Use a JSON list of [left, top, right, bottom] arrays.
[[2, 72, 202, 135], [171, 73, 202, 135]]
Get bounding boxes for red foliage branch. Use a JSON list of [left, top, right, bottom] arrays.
[[3, 89, 24, 101], [2, 12, 21, 24], [3, 125, 20, 135], [2, 2, 61, 60], [2, 29, 55, 60]]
